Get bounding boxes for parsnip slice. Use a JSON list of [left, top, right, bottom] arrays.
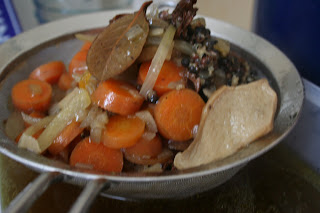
[[174, 79, 277, 169]]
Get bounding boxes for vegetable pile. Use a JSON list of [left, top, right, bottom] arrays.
[[5, 0, 265, 173]]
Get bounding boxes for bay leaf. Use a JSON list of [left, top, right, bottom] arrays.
[[87, 1, 152, 81]]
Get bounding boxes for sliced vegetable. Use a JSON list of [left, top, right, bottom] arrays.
[[154, 89, 205, 141], [135, 110, 157, 133], [22, 111, 45, 128], [58, 73, 74, 91], [17, 116, 54, 152], [138, 60, 183, 96], [69, 49, 88, 79], [29, 61, 66, 84], [90, 111, 108, 143], [102, 115, 145, 149], [11, 79, 52, 113], [91, 79, 144, 116], [37, 88, 91, 152], [48, 120, 84, 155], [18, 134, 41, 153], [139, 25, 176, 99], [70, 137, 123, 173], [5, 111, 25, 141], [124, 135, 163, 161], [87, 1, 151, 81], [124, 148, 173, 165]]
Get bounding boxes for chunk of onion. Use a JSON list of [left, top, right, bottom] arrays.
[[21, 112, 42, 126], [126, 24, 144, 41], [139, 25, 176, 99], [135, 110, 157, 133]]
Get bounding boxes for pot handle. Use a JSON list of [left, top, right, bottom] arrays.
[[68, 179, 110, 213], [4, 172, 62, 213]]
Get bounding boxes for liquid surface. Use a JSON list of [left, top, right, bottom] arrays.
[[1, 142, 319, 213]]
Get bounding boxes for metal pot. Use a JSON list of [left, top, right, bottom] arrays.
[[0, 10, 304, 213]]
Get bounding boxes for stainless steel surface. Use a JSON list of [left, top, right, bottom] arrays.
[[3, 172, 61, 213], [0, 8, 304, 203], [69, 180, 110, 213]]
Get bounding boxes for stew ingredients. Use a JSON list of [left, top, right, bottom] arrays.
[[174, 79, 277, 169]]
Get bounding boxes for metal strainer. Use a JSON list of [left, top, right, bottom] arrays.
[[0, 10, 304, 213]]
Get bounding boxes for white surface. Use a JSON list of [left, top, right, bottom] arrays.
[[12, 0, 255, 31]]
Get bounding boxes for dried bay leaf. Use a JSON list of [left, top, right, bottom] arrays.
[[87, 1, 152, 81]]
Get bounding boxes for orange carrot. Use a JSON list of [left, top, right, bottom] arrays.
[[11, 79, 52, 113], [102, 115, 145, 149], [48, 120, 84, 155], [29, 61, 66, 84], [24, 111, 45, 128], [124, 135, 162, 160], [58, 72, 73, 91], [81, 41, 92, 50], [91, 79, 144, 115], [154, 89, 205, 141], [138, 61, 183, 96], [69, 137, 123, 173], [69, 50, 88, 78]]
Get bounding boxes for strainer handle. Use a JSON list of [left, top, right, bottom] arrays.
[[68, 179, 110, 213], [4, 172, 62, 213]]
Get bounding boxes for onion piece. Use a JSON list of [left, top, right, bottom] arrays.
[[135, 110, 157, 133], [21, 112, 42, 126], [80, 105, 100, 128], [90, 112, 108, 143], [5, 111, 25, 141], [18, 134, 41, 154], [139, 25, 176, 99], [149, 28, 164, 36], [37, 88, 91, 152], [214, 38, 230, 57], [142, 163, 163, 173], [126, 24, 144, 41], [17, 115, 55, 153], [24, 116, 54, 136], [74, 33, 96, 42], [141, 131, 156, 141], [174, 40, 195, 56]]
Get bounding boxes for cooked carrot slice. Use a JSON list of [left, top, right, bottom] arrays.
[[91, 79, 144, 115], [58, 72, 74, 91], [124, 134, 162, 159], [102, 115, 145, 149], [29, 61, 66, 84], [48, 120, 84, 155], [154, 89, 205, 141], [11, 79, 52, 113], [69, 137, 123, 173], [138, 60, 183, 96], [69, 49, 88, 78]]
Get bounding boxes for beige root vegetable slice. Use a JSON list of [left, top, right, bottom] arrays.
[[174, 79, 277, 170], [37, 88, 91, 152]]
